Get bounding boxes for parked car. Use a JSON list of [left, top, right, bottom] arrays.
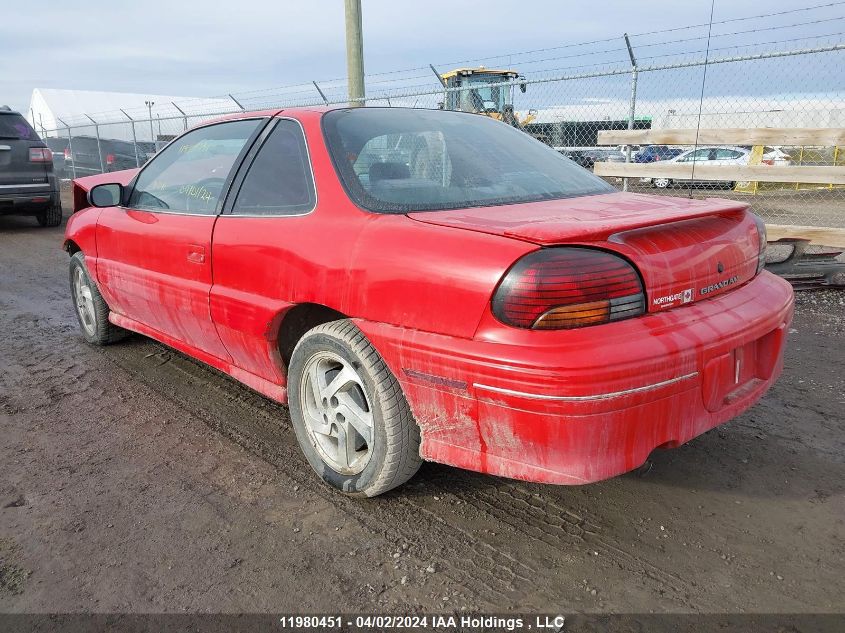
[[634, 145, 684, 163], [0, 106, 62, 226], [642, 145, 794, 188], [135, 141, 158, 162], [64, 108, 793, 497], [562, 147, 627, 169], [760, 146, 792, 166], [44, 137, 69, 178], [64, 136, 142, 177]]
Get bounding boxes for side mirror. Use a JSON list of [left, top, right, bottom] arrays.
[[89, 183, 123, 208], [519, 82, 527, 93]]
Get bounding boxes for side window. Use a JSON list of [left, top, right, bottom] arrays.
[[231, 120, 315, 216], [680, 148, 710, 162], [716, 149, 744, 159], [128, 119, 261, 214]]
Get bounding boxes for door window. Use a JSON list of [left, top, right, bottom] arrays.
[[678, 148, 712, 162], [715, 148, 745, 160], [231, 120, 315, 215], [128, 119, 261, 214]]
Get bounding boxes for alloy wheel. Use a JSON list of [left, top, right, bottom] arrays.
[[73, 268, 97, 335], [299, 351, 374, 475]]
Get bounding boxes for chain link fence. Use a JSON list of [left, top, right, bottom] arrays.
[[32, 26, 845, 228]]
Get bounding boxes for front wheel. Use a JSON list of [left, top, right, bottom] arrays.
[[653, 177, 671, 189], [288, 320, 422, 497], [69, 252, 127, 345]]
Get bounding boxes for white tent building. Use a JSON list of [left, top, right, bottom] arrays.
[[27, 88, 238, 142]]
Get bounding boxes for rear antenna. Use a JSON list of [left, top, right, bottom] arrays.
[[690, 0, 716, 198]]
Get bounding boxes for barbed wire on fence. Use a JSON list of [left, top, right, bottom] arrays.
[[31, 8, 845, 230]]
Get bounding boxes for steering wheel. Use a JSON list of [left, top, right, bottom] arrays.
[[185, 177, 226, 213]]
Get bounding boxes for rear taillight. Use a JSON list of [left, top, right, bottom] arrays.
[[106, 153, 115, 166], [64, 147, 71, 159], [492, 248, 645, 330], [753, 214, 767, 274], [29, 148, 52, 162]]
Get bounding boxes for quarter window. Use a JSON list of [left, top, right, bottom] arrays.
[[232, 120, 315, 215], [128, 119, 261, 214]]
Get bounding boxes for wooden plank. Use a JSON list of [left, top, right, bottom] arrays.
[[593, 162, 845, 185], [766, 224, 845, 249], [598, 127, 845, 147]]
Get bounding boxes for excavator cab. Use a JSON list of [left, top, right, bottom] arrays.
[[441, 68, 521, 114], [440, 68, 533, 129]]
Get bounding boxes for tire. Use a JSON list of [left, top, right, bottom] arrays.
[[69, 252, 127, 345], [37, 201, 62, 227], [288, 319, 422, 497], [653, 177, 671, 189]]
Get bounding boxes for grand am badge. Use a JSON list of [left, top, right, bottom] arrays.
[[653, 287, 695, 309], [700, 275, 739, 296]]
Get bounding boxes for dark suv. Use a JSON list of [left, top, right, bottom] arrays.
[[0, 106, 62, 226]]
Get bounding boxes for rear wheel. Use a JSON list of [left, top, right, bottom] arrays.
[[69, 252, 127, 345], [288, 319, 422, 497], [36, 201, 62, 227], [653, 177, 671, 189]]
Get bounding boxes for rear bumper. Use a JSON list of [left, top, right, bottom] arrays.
[[356, 271, 794, 485], [0, 185, 58, 215]]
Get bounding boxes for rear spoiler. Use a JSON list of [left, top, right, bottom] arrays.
[[71, 169, 139, 214]]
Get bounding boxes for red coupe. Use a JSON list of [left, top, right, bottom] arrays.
[[65, 107, 794, 496]]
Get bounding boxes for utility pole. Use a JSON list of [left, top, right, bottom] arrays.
[[144, 100, 155, 145], [622, 33, 638, 192], [344, 0, 365, 107]]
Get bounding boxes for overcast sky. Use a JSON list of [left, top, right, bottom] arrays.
[[3, 0, 842, 113]]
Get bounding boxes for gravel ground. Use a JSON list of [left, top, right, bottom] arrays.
[[0, 207, 843, 616]]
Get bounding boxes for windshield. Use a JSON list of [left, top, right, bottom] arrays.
[[323, 108, 614, 214]]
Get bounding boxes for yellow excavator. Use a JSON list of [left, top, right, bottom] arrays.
[[439, 67, 537, 130]]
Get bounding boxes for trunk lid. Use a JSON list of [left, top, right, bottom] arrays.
[[408, 192, 761, 311]]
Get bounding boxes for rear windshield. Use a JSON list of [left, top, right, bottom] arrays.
[[322, 108, 614, 213], [0, 113, 39, 141]]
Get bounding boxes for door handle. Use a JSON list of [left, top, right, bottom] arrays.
[[187, 244, 206, 264]]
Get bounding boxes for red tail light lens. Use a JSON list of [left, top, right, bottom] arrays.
[[64, 147, 71, 159], [492, 248, 645, 329], [106, 153, 115, 166], [29, 148, 52, 162]]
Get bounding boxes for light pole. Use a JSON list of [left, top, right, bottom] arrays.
[[344, 0, 365, 107], [144, 100, 155, 145]]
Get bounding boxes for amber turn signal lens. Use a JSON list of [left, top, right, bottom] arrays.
[[533, 300, 611, 329]]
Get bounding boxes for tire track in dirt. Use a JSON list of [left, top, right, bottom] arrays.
[[100, 340, 535, 605], [98, 337, 701, 610]]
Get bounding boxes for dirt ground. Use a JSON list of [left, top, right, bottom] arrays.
[[0, 205, 843, 616]]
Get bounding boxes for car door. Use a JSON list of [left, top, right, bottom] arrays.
[[95, 117, 265, 359], [209, 118, 318, 384]]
